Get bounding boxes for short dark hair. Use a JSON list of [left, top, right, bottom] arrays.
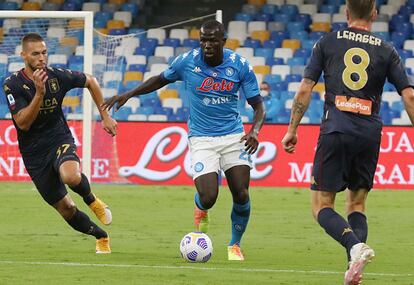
[[201, 20, 225, 37], [346, 0, 376, 21], [21, 33, 44, 47]]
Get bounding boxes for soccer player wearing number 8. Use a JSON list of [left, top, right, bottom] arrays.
[[3, 33, 118, 254], [102, 20, 266, 261], [281, 1, 414, 284]]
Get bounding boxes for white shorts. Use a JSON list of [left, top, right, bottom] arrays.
[[188, 133, 253, 180]]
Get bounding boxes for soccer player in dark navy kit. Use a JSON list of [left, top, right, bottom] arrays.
[[282, 1, 414, 284], [102, 20, 265, 261], [3, 33, 118, 254]]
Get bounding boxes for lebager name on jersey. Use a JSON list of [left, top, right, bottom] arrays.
[[336, 30, 381, 46]]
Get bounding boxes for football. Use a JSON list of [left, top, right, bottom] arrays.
[[179, 232, 213, 262]]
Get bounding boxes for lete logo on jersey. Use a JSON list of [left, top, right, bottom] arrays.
[[7, 94, 16, 110], [196, 77, 235, 92]]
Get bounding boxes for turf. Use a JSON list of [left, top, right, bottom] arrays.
[[0, 182, 413, 285]]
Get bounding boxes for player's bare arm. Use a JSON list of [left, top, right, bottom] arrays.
[[281, 78, 315, 153], [401, 87, 414, 125], [84, 73, 117, 136], [241, 101, 265, 155], [13, 69, 48, 131], [101, 75, 170, 111]]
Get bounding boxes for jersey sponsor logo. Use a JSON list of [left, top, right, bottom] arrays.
[[202, 96, 230, 106], [7, 94, 16, 110], [196, 77, 235, 92], [48, 78, 60, 93], [335, 95, 372, 115]]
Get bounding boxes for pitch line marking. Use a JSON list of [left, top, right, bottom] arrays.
[[0, 260, 412, 278]]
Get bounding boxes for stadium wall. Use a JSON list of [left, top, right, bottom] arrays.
[[1, 120, 414, 189]]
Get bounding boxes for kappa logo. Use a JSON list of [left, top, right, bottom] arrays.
[[193, 66, 201, 73]]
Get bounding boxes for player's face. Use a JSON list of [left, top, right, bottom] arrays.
[[21, 41, 48, 72], [200, 28, 226, 66]]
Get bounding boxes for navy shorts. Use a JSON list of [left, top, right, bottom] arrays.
[[23, 142, 80, 205], [311, 133, 380, 192]]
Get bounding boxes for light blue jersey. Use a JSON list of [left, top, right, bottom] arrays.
[[161, 48, 260, 137]]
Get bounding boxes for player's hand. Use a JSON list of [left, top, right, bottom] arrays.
[[281, 132, 297, 154], [240, 131, 259, 155], [101, 93, 129, 112], [33, 69, 48, 96], [102, 116, 117, 136]]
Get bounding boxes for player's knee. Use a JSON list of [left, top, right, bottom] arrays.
[[60, 171, 81, 187], [199, 192, 217, 210], [232, 189, 249, 204], [58, 203, 77, 220], [346, 200, 365, 213]]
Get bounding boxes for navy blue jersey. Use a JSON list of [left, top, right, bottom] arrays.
[[3, 68, 86, 155], [304, 27, 413, 141]]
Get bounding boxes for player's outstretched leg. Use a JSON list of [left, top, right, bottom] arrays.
[[55, 196, 111, 254], [194, 192, 210, 233], [344, 243, 375, 285], [67, 173, 112, 226]]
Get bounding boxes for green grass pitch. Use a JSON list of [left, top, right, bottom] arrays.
[[0, 182, 413, 285]]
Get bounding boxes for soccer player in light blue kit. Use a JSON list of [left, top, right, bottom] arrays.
[[102, 20, 266, 260]]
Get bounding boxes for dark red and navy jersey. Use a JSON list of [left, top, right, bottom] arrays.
[[3, 68, 86, 156], [304, 27, 413, 141]]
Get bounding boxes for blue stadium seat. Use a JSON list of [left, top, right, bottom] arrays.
[[290, 30, 308, 40], [121, 3, 138, 15], [1, 1, 18, 10], [398, 49, 413, 61], [94, 11, 113, 22], [183, 39, 199, 49], [287, 21, 305, 33], [294, 48, 311, 58], [320, 5, 338, 14], [128, 28, 147, 39], [270, 31, 289, 42], [50, 63, 67, 69], [62, 2, 77, 11], [326, 0, 345, 5], [255, 48, 274, 59], [309, 32, 326, 41], [390, 14, 408, 32], [285, 74, 302, 83], [140, 97, 161, 108], [287, 57, 306, 66], [263, 39, 282, 49], [301, 39, 317, 50], [262, 4, 279, 15], [128, 64, 146, 72], [244, 39, 261, 48], [164, 38, 181, 48], [280, 4, 299, 18], [254, 13, 273, 22], [266, 57, 283, 66], [395, 23, 413, 37], [109, 29, 127, 36], [331, 22, 347, 32], [235, 12, 253, 22], [295, 14, 312, 29], [136, 106, 155, 116], [134, 46, 154, 57], [176, 107, 189, 119], [272, 81, 288, 92], [264, 74, 282, 85], [154, 106, 173, 117], [272, 14, 291, 24], [373, 31, 390, 41], [391, 32, 407, 49], [114, 106, 132, 120]]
